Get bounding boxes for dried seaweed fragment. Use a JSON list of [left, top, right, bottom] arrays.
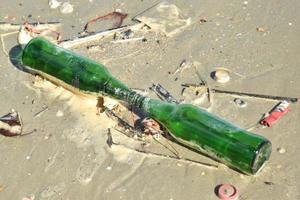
[[84, 11, 128, 33], [0, 110, 22, 137]]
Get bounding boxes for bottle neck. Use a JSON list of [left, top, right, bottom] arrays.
[[103, 80, 149, 109]]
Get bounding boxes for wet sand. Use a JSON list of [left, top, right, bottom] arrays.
[[1, 0, 300, 199]]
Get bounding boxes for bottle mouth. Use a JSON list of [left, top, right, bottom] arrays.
[[251, 141, 272, 174]]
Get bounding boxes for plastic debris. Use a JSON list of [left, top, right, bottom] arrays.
[[0, 110, 22, 137], [133, 1, 191, 37], [260, 101, 289, 127], [150, 84, 178, 104], [217, 184, 239, 200]]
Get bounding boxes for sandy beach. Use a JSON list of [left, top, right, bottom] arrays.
[[1, 0, 300, 199]]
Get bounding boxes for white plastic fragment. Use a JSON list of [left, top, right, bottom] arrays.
[[60, 2, 74, 14], [48, 0, 61, 9], [133, 1, 191, 37], [18, 25, 33, 46]]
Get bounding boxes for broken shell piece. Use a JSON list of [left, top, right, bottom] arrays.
[[277, 147, 286, 154], [256, 27, 266, 32], [0, 110, 22, 137], [60, 2, 74, 14], [49, 0, 61, 9], [212, 68, 230, 83]]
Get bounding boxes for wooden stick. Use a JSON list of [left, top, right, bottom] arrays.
[[0, 22, 61, 31], [212, 89, 298, 103]]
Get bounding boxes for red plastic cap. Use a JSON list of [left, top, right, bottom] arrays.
[[217, 184, 239, 200]]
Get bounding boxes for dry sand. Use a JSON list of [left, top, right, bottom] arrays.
[[1, 0, 300, 199]]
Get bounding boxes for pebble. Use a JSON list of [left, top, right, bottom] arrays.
[[56, 110, 64, 117], [233, 98, 247, 108], [277, 147, 286, 154], [276, 164, 282, 169], [60, 2, 74, 14]]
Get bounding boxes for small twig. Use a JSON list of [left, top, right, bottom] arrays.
[[153, 137, 180, 158], [169, 59, 191, 75], [19, 128, 37, 137], [0, 21, 61, 31], [131, 0, 162, 21], [194, 66, 212, 104], [33, 106, 49, 118], [110, 36, 145, 44]]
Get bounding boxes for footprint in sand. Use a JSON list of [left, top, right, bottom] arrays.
[[75, 151, 107, 185]]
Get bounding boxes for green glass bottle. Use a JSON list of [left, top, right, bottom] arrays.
[[22, 37, 272, 175]]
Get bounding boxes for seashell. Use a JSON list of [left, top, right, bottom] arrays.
[[212, 68, 230, 83]]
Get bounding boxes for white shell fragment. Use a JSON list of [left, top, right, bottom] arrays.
[[60, 2, 74, 14], [48, 0, 61, 9], [213, 68, 230, 83], [277, 147, 286, 154]]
